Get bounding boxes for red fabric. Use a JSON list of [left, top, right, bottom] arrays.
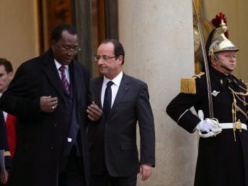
[[5, 114, 16, 158]]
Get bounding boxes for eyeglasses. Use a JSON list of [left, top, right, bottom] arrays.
[[93, 55, 116, 62], [57, 42, 81, 54]]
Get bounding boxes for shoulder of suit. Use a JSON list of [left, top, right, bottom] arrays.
[[123, 74, 146, 85], [91, 76, 102, 83], [180, 72, 205, 94]]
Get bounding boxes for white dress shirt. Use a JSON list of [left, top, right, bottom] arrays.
[[101, 71, 123, 108]]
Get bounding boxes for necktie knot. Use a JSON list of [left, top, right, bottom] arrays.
[[59, 65, 66, 72], [107, 81, 114, 87]]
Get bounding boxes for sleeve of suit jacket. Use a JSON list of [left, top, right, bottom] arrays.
[[137, 82, 156, 167]]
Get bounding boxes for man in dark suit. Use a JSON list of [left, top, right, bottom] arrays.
[[0, 58, 15, 185], [87, 39, 155, 186], [0, 24, 101, 186]]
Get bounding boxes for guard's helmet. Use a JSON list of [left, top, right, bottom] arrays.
[[208, 20, 238, 57]]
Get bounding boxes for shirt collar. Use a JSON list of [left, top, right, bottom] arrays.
[[103, 71, 123, 87], [54, 59, 69, 70]]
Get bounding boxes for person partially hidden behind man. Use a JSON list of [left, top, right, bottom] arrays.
[[0, 24, 102, 186], [87, 39, 155, 186], [166, 14, 248, 186], [0, 58, 16, 185]]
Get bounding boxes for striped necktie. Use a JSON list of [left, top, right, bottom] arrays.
[[59, 65, 70, 95]]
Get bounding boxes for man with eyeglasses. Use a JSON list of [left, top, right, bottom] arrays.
[[87, 39, 155, 186], [0, 24, 102, 186]]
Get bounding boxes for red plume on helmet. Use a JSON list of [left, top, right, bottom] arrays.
[[211, 12, 229, 38]]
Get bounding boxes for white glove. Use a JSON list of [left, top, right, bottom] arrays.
[[196, 120, 215, 132], [197, 110, 222, 138]]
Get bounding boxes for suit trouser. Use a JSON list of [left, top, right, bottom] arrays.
[[90, 170, 137, 186], [59, 145, 85, 186]]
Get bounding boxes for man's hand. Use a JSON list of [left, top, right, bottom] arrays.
[[87, 101, 102, 121], [40, 96, 58, 113], [0, 170, 8, 184], [140, 164, 152, 181], [196, 118, 222, 138], [196, 120, 215, 132]]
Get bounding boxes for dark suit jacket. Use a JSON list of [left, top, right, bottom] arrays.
[[88, 73, 155, 177], [0, 110, 12, 169], [0, 49, 91, 186]]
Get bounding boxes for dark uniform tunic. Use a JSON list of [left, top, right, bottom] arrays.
[[166, 67, 248, 186]]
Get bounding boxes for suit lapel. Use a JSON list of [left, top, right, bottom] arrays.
[[70, 62, 85, 106], [111, 74, 130, 112], [42, 50, 67, 102], [92, 74, 130, 118]]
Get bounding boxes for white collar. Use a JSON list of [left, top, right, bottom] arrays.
[[54, 59, 69, 70], [103, 71, 123, 86]]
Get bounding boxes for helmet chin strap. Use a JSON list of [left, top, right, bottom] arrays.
[[212, 54, 233, 72]]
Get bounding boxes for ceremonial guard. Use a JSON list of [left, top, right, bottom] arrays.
[[166, 13, 248, 186]]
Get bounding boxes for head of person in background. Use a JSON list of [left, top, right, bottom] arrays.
[[0, 58, 14, 93], [205, 19, 239, 75], [50, 24, 81, 66], [93, 39, 125, 79]]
